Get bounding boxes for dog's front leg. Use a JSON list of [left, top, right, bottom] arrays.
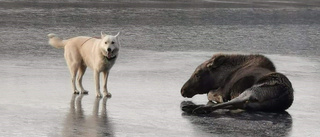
[[94, 71, 102, 98], [103, 71, 112, 97]]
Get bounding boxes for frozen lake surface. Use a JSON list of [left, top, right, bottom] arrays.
[[1, 0, 320, 136]]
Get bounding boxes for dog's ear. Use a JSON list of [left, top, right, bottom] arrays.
[[101, 31, 107, 38], [115, 32, 120, 37]]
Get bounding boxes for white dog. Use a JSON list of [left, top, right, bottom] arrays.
[[47, 32, 120, 97]]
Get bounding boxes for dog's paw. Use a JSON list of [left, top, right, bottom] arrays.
[[73, 90, 80, 94], [81, 90, 89, 94], [96, 93, 102, 98], [104, 93, 112, 98], [103, 90, 112, 98]]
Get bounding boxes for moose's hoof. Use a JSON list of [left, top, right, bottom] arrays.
[[192, 106, 212, 114]]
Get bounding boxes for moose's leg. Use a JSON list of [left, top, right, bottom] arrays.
[[193, 90, 253, 114], [207, 90, 224, 103], [181, 101, 205, 114]]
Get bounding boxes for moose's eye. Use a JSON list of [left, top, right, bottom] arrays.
[[111, 41, 115, 44], [195, 73, 200, 78]]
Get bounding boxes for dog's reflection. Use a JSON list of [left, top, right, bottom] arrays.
[[181, 101, 292, 137], [62, 94, 114, 137]]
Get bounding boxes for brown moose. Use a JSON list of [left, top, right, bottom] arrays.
[[181, 54, 294, 114]]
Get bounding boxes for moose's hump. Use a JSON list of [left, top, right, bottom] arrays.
[[210, 54, 276, 72]]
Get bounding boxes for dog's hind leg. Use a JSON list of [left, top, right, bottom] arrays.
[[102, 70, 112, 98], [94, 71, 102, 98], [64, 46, 82, 95], [77, 64, 88, 94], [69, 65, 80, 94]]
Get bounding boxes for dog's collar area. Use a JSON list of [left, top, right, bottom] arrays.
[[104, 55, 117, 61]]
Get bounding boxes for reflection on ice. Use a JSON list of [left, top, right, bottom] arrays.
[[62, 95, 114, 137], [0, 48, 319, 136], [181, 101, 292, 137], [1, 0, 320, 136]]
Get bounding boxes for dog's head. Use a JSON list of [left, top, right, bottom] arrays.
[[100, 32, 121, 61]]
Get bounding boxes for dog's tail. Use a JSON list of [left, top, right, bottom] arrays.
[[47, 33, 67, 49]]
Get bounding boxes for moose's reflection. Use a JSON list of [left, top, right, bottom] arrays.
[[62, 94, 114, 137], [181, 101, 292, 137]]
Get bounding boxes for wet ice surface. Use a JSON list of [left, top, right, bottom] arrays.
[[1, 50, 320, 137], [1, 0, 320, 136]]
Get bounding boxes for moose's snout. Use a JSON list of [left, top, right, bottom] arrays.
[[181, 87, 195, 98], [181, 88, 186, 97], [181, 85, 189, 97]]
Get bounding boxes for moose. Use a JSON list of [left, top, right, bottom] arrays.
[[181, 53, 294, 114]]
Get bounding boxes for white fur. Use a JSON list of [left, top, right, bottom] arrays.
[[47, 32, 121, 97]]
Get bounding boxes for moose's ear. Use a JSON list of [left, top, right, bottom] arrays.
[[101, 31, 107, 38], [207, 55, 226, 69]]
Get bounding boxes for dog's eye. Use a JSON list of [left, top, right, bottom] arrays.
[[111, 41, 115, 44], [105, 42, 107, 44]]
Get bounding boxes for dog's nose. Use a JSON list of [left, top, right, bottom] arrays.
[[107, 48, 111, 52]]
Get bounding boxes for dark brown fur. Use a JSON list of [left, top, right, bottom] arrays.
[[181, 53, 294, 114], [181, 54, 276, 99], [206, 54, 276, 102]]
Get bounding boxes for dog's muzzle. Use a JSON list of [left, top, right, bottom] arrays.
[[104, 48, 118, 61], [105, 55, 117, 61]]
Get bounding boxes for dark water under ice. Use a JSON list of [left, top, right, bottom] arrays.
[[0, 0, 320, 136]]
